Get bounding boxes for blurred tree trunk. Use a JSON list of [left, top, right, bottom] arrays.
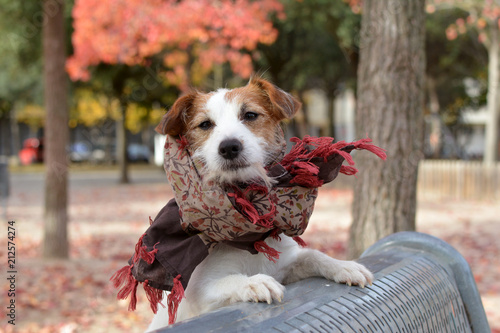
[[295, 90, 309, 138], [43, 0, 69, 259], [10, 108, 20, 162], [348, 0, 426, 258], [427, 76, 442, 159], [326, 90, 335, 138], [117, 100, 129, 183], [484, 17, 500, 164]]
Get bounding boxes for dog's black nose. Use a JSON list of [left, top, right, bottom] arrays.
[[219, 139, 242, 160]]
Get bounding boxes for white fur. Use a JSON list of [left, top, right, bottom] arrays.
[[192, 89, 271, 185], [146, 87, 373, 332]]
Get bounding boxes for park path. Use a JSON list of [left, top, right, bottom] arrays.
[[2, 169, 499, 332]]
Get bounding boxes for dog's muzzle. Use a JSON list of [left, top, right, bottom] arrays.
[[219, 139, 243, 160]]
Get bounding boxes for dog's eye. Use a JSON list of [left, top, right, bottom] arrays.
[[198, 120, 213, 130], [243, 112, 259, 121]]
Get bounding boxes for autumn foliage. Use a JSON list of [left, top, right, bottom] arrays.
[[66, 0, 284, 88], [427, 0, 500, 43]]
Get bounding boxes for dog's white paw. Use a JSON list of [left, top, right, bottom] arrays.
[[238, 274, 285, 304], [325, 261, 373, 288]]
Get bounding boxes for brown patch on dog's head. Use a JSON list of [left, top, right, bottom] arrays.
[[180, 93, 217, 152], [247, 76, 301, 121], [156, 93, 195, 136], [156, 92, 212, 137], [223, 77, 301, 150]]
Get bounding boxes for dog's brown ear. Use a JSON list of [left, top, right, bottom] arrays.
[[155, 93, 197, 136], [249, 76, 301, 120]]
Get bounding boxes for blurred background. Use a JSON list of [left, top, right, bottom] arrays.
[[0, 0, 499, 332]]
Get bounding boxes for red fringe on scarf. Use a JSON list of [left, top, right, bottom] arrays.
[[254, 240, 281, 262], [110, 264, 139, 311], [293, 236, 307, 247], [351, 137, 387, 161], [110, 231, 166, 315], [280, 136, 386, 188], [227, 184, 276, 228], [340, 165, 358, 175], [168, 275, 185, 325], [133, 234, 159, 265], [270, 228, 282, 241], [144, 280, 165, 314]]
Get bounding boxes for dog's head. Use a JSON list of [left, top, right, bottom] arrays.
[[156, 77, 301, 185]]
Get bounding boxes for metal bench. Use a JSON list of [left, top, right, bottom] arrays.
[[154, 232, 491, 332]]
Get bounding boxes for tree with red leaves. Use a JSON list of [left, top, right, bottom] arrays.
[[67, 0, 284, 89], [67, 0, 283, 183]]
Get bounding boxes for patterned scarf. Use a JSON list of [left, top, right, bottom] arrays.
[[111, 133, 386, 324]]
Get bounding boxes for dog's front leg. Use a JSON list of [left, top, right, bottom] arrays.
[[148, 273, 285, 331], [208, 273, 285, 306], [180, 246, 286, 318], [282, 248, 373, 287], [185, 273, 285, 317]]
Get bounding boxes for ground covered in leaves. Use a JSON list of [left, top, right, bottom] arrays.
[[2, 168, 499, 332]]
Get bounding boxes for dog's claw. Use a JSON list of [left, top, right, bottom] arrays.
[[324, 260, 374, 289], [239, 274, 285, 305]]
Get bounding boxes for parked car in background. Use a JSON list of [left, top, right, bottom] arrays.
[[127, 143, 151, 163], [19, 138, 44, 165], [69, 142, 92, 162], [90, 144, 116, 164]]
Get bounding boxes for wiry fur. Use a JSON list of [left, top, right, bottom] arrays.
[[148, 78, 373, 332], [190, 88, 274, 186]]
